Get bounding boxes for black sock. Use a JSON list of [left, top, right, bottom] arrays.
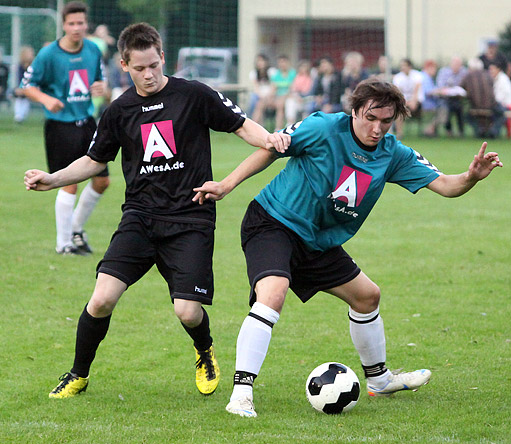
[[71, 305, 111, 378], [181, 307, 213, 351]]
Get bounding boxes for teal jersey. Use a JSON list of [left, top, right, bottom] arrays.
[[255, 112, 441, 251], [21, 39, 104, 122], [271, 69, 297, 96]]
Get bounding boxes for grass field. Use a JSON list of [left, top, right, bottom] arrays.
[[0, 110, 510, 444]]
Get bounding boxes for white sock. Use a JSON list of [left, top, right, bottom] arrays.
[[230, 302, 280, 402], [72, 182, 102, 233], [55, 189, 76, 250], [349, 306, 391, 384]]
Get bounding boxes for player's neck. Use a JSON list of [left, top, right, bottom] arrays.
[[59, 35, 84, 53]]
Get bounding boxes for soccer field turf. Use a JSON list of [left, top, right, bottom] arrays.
[[1, 112, 509, 443]]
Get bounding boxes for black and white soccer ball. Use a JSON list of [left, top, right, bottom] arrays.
[[306, 362, 360, 414]]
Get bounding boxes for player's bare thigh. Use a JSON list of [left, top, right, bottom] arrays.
[[325, 271, 380, 314]]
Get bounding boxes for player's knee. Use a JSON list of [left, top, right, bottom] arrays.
[[174, 301, 203, 327], [352, 283, 380, 314], [87, 294, 116, 317], [92, 176, 110, 194]]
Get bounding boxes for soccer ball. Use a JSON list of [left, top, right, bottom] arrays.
[[306, 362, 360, 414]]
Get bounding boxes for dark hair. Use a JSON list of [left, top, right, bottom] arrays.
[[350, 78, 410, 120], [401, 58, 413, 68], [255, 54, 270, 82], [62, 1, 88, 22], [117, 22, 162, 64]]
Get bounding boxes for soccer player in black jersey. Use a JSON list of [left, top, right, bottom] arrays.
[[24, 22, 289, 399]]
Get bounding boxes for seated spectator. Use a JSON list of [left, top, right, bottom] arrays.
[[270, 54, 296, 130], [479, 39, 509, 73], [461, 57, 505, 138], [393, 58, 424, 138], [339, 51, 369, 112], [250, 54, 277, 126], [371, 55, 395, 81], [309, 56, 342, 114], [13, 45, 35, 123], [489, 62, 511, 109], [435, 56, 468, 137], [285, 59, 313, 125], [421, 59, 441, 136]]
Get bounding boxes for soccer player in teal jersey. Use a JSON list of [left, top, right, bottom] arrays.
[[22, 1, 109, 255], [193, 78, 503, 417]]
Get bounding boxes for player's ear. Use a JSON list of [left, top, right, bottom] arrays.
[[351, 108, 357, 119], [120, 59, 129, 72], [161, 51, 165, 65]]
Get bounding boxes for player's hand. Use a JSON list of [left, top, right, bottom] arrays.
[[468, 142, 503, 182], [266, 131, 291, 154], [24, 169, 54, 191], [90, 80, 106, 97], [44, 96, 65, 113], [192, 181, 227, 204]]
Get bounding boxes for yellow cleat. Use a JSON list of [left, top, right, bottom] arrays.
[[49, 372, 89, 399], [195, 345, 220, 395]]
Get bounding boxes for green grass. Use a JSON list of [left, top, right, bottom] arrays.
[[1, 110, 510, 443]]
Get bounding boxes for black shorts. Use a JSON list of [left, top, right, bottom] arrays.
[[44, 118, 108, 177], [97, 211, 215, 305], [241, 200, 361, 305]]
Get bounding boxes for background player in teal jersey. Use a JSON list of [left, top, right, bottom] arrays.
[[193, 78, 503, 417], [22, 1, 109, 255]]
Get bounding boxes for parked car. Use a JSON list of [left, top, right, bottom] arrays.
[[173, 47, 238, 87]]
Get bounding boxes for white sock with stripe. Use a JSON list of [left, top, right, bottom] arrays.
[[349, 306, 391, 385], [230, 302, 280, 401], [55, 189, 76, 251]]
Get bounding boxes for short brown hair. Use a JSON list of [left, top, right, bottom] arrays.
[[349, 78, 410, 120], [62, 1, 88, 22], [117, 23, 162, 64]]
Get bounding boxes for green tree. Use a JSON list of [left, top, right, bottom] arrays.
[[498, 22, 511, 62], [117, 0, 180, 31]]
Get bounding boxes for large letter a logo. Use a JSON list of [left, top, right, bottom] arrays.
[[330, 166, 372, 207], [141, 120, 177, 162]]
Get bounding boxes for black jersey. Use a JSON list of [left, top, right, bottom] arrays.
[[87, 77, 245, 224]]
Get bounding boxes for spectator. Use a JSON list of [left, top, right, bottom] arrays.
[[108, 51, 133, 102], [392, 58, 424, 138], [371, 55, 394, 81], [421, 59, 441, 136], [489, 62, 511, 109], [0, 50, 9, 108], [479, 39, 509, 73], [285, 59, 313, 125], [339, 51, 369, 112], [309, 56, 342, 114], [435, 56, 468, 137], [88, 24, 115, 60], [461, 57, 504, 138], [13, 45, 35, 123], [88, 24, 115, 119], [270, 55, 296, 130], [249, 54, 276, 126]]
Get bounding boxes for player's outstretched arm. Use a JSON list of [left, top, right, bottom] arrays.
[[427, 142, 503, 197], [235, 118, 290, 153], [193, 148, 278, 204], [24, 155, 107, 191]]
